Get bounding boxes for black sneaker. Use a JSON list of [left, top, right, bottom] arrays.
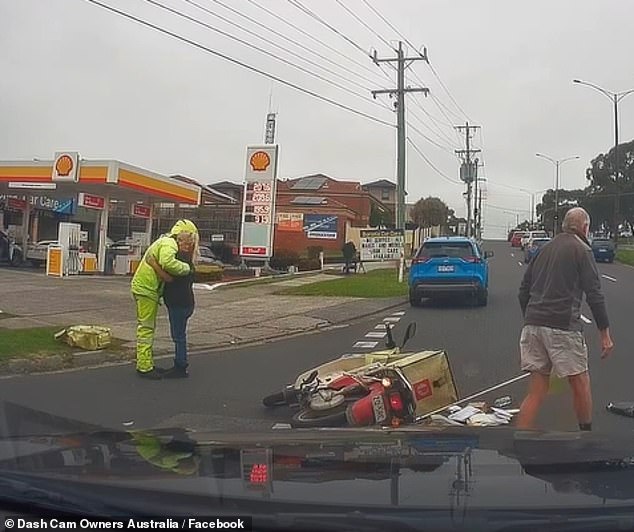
[[136, 368, 163, 380], [163, 365, 189, 379]]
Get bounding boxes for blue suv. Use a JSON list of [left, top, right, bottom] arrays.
[[408, 237, 493, 307]]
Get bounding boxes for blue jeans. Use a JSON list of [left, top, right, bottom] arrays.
[[167, 305, 194, 368]]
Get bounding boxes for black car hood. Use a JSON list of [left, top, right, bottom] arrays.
[[2, 404, 634, 530]]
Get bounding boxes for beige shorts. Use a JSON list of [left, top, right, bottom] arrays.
[[520, 325, 588, 378]]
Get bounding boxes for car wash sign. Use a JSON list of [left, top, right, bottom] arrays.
[[360, 229, 404, 261], [240, 145, 279, 258]]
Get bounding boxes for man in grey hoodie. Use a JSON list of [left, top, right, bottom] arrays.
[[517, 207, 614, 430]]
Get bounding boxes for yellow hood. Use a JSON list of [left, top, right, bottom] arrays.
[[168, 219, 198, 236]]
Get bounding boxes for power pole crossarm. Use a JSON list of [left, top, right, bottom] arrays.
[[371, 41, 429, 231]]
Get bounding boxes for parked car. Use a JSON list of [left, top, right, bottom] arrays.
[[197, 245, 225, 266], [26, 239, 59, 267], [524, 237, 551, 264], [520, 230, 549, 250], [591, 238, 616, 263], [408, 236, 493, 307], [510, 231, 528, 248]]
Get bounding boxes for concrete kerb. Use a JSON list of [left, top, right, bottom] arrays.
[[0, 298, 407, 377], [203, 267, 337, 291]]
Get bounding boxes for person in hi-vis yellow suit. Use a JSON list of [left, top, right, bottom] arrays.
[[131, 219, 198, 379]]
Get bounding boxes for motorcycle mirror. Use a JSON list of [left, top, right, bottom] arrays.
[[385, 323, 397, 349], [302, 370, 319, 385], [401, 322, 417, 349]]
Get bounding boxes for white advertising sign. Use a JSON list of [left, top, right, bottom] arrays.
[[360, 229, 405, 262], [240, 145, 279, 258]]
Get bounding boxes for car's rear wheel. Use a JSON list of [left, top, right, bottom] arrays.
[[409, 289, 422, 307], [476, 288, 488, 307]]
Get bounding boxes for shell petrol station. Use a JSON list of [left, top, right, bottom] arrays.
[[0, 153, 200, 276]]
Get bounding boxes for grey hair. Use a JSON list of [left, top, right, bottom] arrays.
[[562, 207, 590, 234]]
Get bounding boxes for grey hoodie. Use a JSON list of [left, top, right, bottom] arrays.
[[519, 232, 609, 331]]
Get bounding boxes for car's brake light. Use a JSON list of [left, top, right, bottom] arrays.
[[463, 256, 482, 263], [389, 393, 404, 413], [411, 256, 431, 264]]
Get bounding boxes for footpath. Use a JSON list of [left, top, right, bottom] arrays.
[[0, 267, 404, 374]]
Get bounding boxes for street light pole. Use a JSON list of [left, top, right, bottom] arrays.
[[536, 153, 580, 235], [573, 79, 634, 240]]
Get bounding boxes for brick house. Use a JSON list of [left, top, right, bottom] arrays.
[[273, 174, 390, 256]]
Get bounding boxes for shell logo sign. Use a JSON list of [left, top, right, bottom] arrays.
[[55, 155, 74, 177], [52, 152, 80, 182], [249, 151, 271, 172]]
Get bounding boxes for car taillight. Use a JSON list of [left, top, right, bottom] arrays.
[[412, 256, 431, 264], [463, 256, 482, 263], [389, 393, 404, 413]]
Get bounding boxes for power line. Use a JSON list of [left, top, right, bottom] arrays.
[[428, 61, 472, 122], [487, 203, 530, 212], [361, 0, 419, 53], [287, 0, 370, 58], [406, 137, 462, 185], [180, 0, 375, 94], [204, 0, 383, 88], [409, 92, 461, 147], [139, 0, 386, 110], [81, 0, 395, 128], [407, 120, 457, 156], [334, 0, 393, 50], [245, 0, 387, 84]]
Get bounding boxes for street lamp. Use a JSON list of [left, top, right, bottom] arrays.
[[535, 153, 580, 235], [573, 79, 634, 240]]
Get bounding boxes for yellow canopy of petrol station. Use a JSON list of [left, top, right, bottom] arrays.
[[0, 158, 201, 272]]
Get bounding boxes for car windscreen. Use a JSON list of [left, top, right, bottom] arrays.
[[419, 242, 474, 259], [592, 240, 614, 248], [532, 239, 550, 247]]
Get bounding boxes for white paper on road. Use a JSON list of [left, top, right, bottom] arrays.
[[580, 314, 592, 324], [365, 331, 387, 338], [448, 405, 481, 422], [353, 341, 379, 349], [602, 274, 617, 283]]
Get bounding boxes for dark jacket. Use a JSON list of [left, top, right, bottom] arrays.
[[163, 252, 195, 308], [519, 232, 609, 332]]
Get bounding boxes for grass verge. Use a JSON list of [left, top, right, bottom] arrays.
[[277, 268, 408, 298], [0, 326, 128, 360], [617, 249, 634, 266]]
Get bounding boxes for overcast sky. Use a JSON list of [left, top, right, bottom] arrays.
[[1, 0, 633, 238]]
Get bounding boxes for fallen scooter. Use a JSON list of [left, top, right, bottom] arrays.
[[263, 323, 459, 428]]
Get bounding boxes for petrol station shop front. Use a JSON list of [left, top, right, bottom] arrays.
[[0, 156, 200, 274]]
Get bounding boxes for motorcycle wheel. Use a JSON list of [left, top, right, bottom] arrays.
[[262, 391, 286, 407], [291, 405, 347, 428]]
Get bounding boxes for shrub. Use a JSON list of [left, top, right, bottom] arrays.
[[297, 258, 321, 271], [306, 246, 324, 260], [270, 249, 300, 270]]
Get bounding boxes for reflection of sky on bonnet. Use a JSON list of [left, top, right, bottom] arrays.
[[2, 1, 633, 239]]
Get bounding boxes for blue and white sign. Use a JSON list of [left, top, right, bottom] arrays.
[[30, 195, 76, 215], [303, 214, 338, 240]]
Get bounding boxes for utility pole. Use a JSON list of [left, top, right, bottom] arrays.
[[455, 123, 481, 238], [372, 42, 429, 231]]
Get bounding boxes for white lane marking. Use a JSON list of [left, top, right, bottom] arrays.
[[392, 311, 406, 316], [383, 316, 401, 323], [374, 323, 388, 330], [602, 274, 617, 283], [581, 314, 592, 324], [518, 261, 523, 266], [365, 331, 387, 339], [353, 341, 378, 349], [193, 283, 215, 291], [511, 253, 515, 258]]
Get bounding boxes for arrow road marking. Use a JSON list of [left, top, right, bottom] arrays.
[[602, 274, 617, 283], [580, 314, 592, 324], [353, 341, 378, 349]]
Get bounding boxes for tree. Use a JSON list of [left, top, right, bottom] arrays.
[[536, 189, 586, 233], [411, 197, 450, 233]]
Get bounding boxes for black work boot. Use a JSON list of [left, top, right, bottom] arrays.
[[163, 365, 189, 379], [136, 368, 163, 380]]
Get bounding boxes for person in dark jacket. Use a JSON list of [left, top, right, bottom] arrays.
[[146, 248, 195, 379], [517, 207, 614, 430]]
